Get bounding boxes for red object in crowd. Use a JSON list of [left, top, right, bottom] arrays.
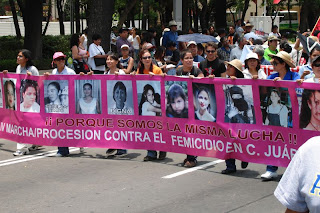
[[273, 0, 281, 4]]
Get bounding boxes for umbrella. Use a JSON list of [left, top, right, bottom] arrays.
[[297, 32, 320, 56], [244, 32, 260, 40], [177, 33, 219, 43]]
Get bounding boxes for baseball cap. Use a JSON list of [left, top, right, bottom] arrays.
[[121, 44, 130, 49], [53, 52, 66, 60], [187, 41, 197, 47]]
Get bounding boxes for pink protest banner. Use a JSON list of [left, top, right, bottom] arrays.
[[0, 73, 319, 167]]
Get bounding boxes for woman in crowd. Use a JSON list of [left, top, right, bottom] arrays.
[[242, 52, 267, 79], [131, 27, 141, 65], [299, 55, 320, 83], [264, 89, 288, 127], [221, 59, 250, 174], [139, 84, 161, 116], [136, 49, 166, 161], [119, 44, 134, 74], [88, 34, 108, 74], [80, 27, 88, 51], [154, 46, 168, 72], [4, 80, 16, 111], [176, 50, 204, 77], [261, 51, 300, 180], [300, 89, 320, 131], [71, 34, 89, 74], [194, 87, 215, 122], [76, 83, 101, 114], [105, 54, 128, 156]]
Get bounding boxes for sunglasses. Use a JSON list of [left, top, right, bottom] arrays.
[[54, 58, 65, 61], [142, 56, 152, 60], [121, 49, 129, 51], [17, 55, 24, 58], [206, 50, 216, 53], [313, 63, 320, 67]]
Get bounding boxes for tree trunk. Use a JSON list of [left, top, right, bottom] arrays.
[[287, 0, 291, 28], [57, 0, 65, 35], [75, 0, 81, 33], [182, 0, 189, 32], [117, 0, 139, 28], [241, 0, 250, 23], [214, 0, 226, 29], [142, 0, 149, 30], [199, 0, 208, 31], [193, 1, 198, 32], [9, 0, 21, 39], [23, 0, 43, 59], [88, 0, 114, 52]]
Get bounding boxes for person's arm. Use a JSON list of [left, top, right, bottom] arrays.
[[147, 102, 162, 113], [96, 99, 101, 114], [72, 45, 83, 60], [280, 105, 288, 127], [124, 57, 134, 74], [76, 101, 81, 114]]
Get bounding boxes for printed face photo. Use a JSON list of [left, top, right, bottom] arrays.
[[165, 81, 188, 118], [192, 83, 216, 122], [3, 78, 17, 110], [260, 86, 291, 128], [298, 88, 320, 131], [223, 84, 255, 124], [20, 79, 40, 113], [107, 80, 134, 115], [44, 80, 69, 114], [137, 80, 161, 116], [75, 80, 102, 114]]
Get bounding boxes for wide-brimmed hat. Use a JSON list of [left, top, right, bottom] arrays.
[[245, 23, 254, 28], [268, 51, 296, 68], [268, 35, 280, 41], [53, 52, 66, 60], [225, 59, 243, 72], [245, 52, 259, 61], [169, 20, 177, 27]]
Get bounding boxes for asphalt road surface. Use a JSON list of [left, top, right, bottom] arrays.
[[0, 138, 286, 213]]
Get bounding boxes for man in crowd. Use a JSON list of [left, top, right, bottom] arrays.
[[263, 36, 279, 62], [116, 28, 133, 56], [230, 35, 247, 60], [217, 36, 232, 62], [254, 45, 271, 65], [162, 20, 178, 55], [228, 26, 235, 45], [199, 42, 226, 77]]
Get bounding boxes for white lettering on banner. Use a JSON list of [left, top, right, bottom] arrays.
[[264, 145, 297, 160], [104, 130, 151, 143]]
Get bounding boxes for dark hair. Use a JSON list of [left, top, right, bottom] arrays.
[[119, 28, 129, 34], [106, 53, 120, 70], [139, 84, 155, 115], [272, 25, 278, 30], [166, 41, 177, 48], [154, 46, 166, 60], [113, 81, 127, 102], [82, 27, 88, 35], [233, 33, 240, 45], [310, 45, 320, 55], [300, 89, 320, 128], [70, 34, 80, 49], [48, 81, 61, 93], [273, 56, 290, 70], [19, 49, 34, 68], [205, 42, 218, 50], [180, 50, 192, 60], [280, 41, 292, 53], [4, 80, 15, 109], [217, 28, 226, 36], [137, 50, 153, 74], [189, 28, 196, 33], [268, 89, 281, 105], [83, 83, 92, 90], [166, 84, 188, 118], [220, 36, 228, 43], [141, 31, 152, 44], [92, 34, 102, 41], [197, 87, 211, 110], [22, 79, 38, 94], [244, 57, 261, 71]]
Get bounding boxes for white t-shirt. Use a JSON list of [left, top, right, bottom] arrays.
[[52, 66, 76, 75], [142, 102, 156, 116], [274, 136, 320, 213], [132, 35, 140, 50], [304, 77, 319, 83], [16, 65, 39, 76], [88, 43, 106, 72], [20, 101, 40, 113], [242, 68, 267, 79]]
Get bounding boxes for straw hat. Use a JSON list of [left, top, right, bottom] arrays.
[[225, 59, 243, 72], [268, 51, 296, 68], [169, 20, 177, 27], [268, 35, 280, 41], [245, 23, 254, 28]]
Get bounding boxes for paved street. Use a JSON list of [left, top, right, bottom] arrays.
[[0, 138, 286, 213]]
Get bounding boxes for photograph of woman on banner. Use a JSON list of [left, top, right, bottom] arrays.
[[165, 81, 188, 118], [137, 81, 161, 116], [75, 80, 101, 114], [3, 79, 16, 110], [20, 79, 40, 113], [300, 89, 320, 131], [44, 80, 69, 114], [262, 88, 290, 128], [107, 80, 134, 115], [224, 85, 255, 124], [192, 83, 216, 122]]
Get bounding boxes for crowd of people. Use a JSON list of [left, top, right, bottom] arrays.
[[2, 20, 320, 187]]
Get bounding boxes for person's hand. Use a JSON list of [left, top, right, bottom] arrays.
[[227, 102, 239, 118], [161, 73, 167, 77], [26, 71, 32, 76], [296, 79, 304, 85], [252, 75, 258, 79], [189, 75, 195, 79], [273, 77, 281, 81], [149, 72, 155, 77], [87, 71, 93, 75], [79, 72, 85, 76], [230, 76, 237, 80], [209, 74, 215, 79], [44, 72, 50, 76], [301, 70, 311, 78], [115, 71, 119, 75], [130, 71, 136, 75], [2, 70, 8, 74]]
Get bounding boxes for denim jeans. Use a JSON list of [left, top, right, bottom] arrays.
[[147, 150, 157, 158], [266, 165, 278, 172], [225, 158, 236, 170], [57, 147, 69, 156]]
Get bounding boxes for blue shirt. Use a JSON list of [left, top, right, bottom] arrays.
[[162, 31, 178, 48], [261, 58, 271, 65], [267, 70, 300, 80], [298, 64, 313, 80]]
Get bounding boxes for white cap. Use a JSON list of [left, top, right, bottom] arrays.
[[187, 41, 197, 47], [169, 20, 177, 27], [245, 52, 259, 61], [121, 44, 130, 49]]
